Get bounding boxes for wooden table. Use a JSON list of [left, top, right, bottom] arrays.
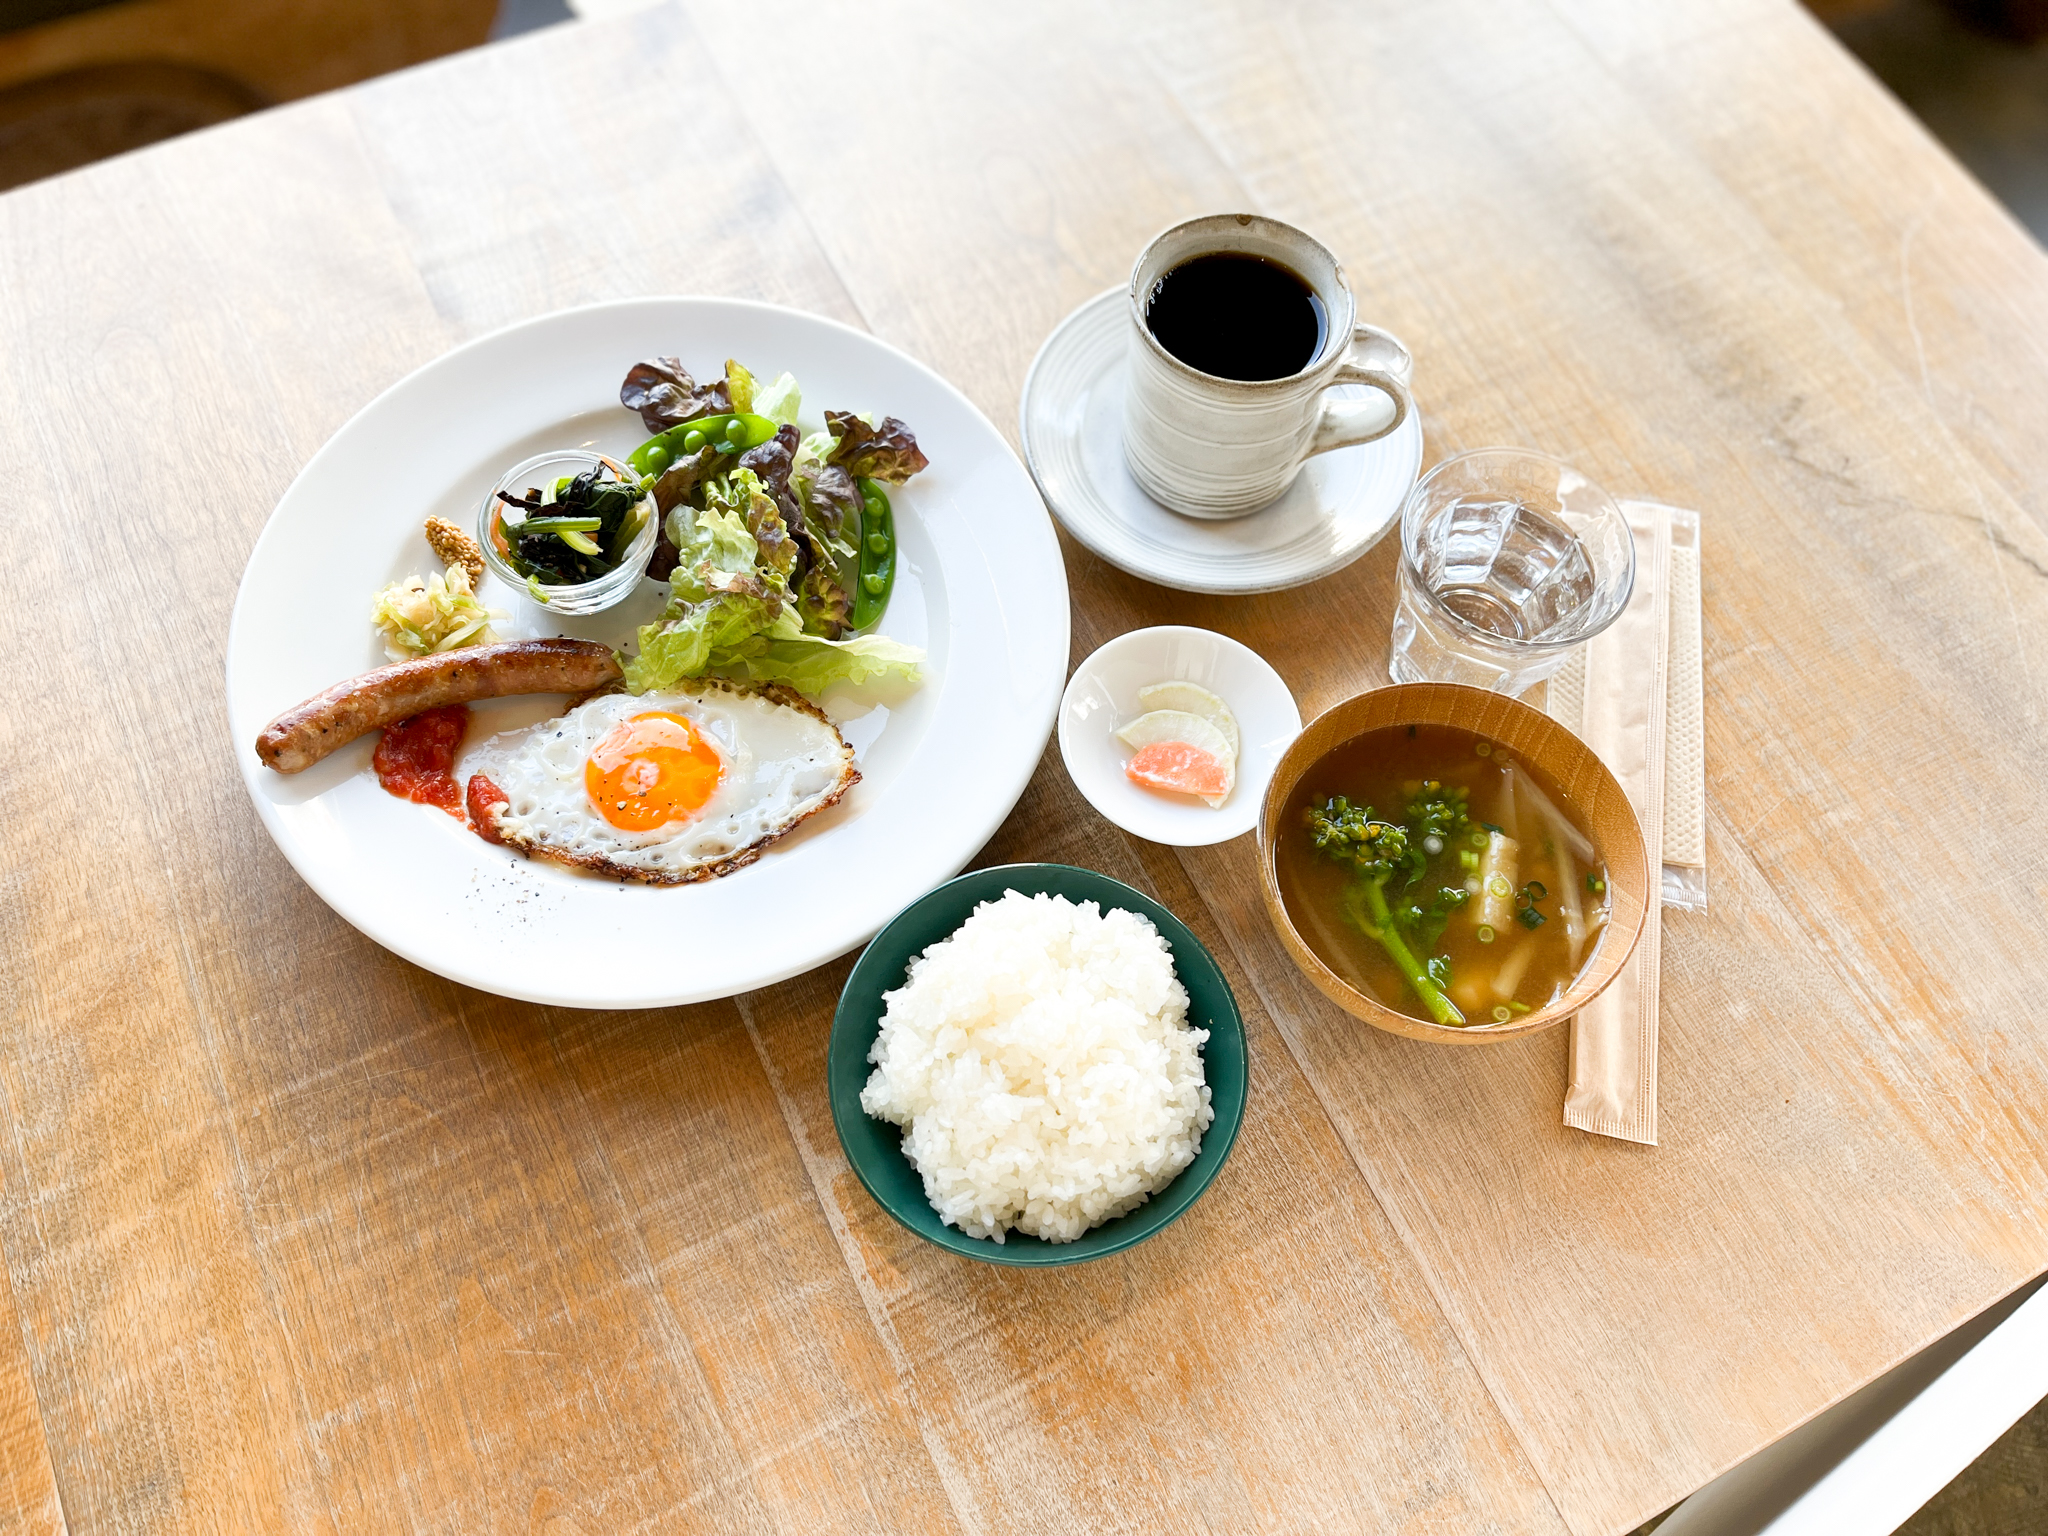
[[6, 1, 2048, 1530]]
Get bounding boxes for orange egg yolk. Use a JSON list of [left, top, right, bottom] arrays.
[[585, 711, 723, 830]]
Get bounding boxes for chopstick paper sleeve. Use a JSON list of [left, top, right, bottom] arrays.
[[1562, 505, 1671, 1146]]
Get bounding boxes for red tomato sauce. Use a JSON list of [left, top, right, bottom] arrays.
[[466, 772, 510, 844], [373, 705, 470, 816]]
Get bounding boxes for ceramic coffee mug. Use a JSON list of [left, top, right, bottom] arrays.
[[1124, 213, 1413, 520]]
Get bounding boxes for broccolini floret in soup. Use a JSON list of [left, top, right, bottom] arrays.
[[1276, 723, 1611, 1027], [1305, 790, 1472, 1026]]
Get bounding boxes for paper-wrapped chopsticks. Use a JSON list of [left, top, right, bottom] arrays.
[[1544, 502, 1703, 1145]]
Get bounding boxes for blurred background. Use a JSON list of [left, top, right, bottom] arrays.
[[1815, 0, 2048, 240], [0, 0, 593, 191], [0, 0, 2044, 246], [4, 0, 2047, 247], [1, 0, 2044, 245]]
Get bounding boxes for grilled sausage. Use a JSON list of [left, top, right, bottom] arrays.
[[256, 638, 623, 774]]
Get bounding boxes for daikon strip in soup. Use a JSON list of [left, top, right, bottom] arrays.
[[1274, 723, 1610, 1027]]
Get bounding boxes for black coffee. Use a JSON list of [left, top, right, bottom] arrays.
[[1144, 252, 1327, 381]]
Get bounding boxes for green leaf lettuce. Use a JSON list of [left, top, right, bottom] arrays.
[[622, 590, 782, 693]]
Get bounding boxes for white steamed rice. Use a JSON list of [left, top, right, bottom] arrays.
[[860, 889, 1214, 1243]]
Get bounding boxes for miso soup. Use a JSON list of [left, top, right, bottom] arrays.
[[1274, 723, 1610, 1028]]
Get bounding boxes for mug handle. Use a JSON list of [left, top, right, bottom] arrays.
[[1309, 323, 1414, 457]]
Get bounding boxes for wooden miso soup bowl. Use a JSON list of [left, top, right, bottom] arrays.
[[1256, 683, 1649, 1045]]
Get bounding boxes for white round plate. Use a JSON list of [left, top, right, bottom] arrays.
[[1019, 288, 1423, 596], [1059, 626, 1300, 847], [227, 298, 1069, 1009]]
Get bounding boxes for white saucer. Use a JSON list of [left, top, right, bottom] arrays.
[[1019, 288, 1424, 595], [1059, 626, 1301, 847]]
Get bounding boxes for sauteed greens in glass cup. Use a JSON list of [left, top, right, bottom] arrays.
[[478, 450, 658, 616]]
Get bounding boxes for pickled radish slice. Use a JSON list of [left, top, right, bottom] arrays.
[[1126, 740, 1232, 802], [1136, 682, 1239, 758], [1114, 708, 1231, 760], [1116, 697, 1238, 808]]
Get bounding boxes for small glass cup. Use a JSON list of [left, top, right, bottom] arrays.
[[478, 449, 658, 616], [1388, 448, 1635, 695]]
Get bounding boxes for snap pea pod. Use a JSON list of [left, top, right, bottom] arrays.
[[627, 412, 778, 476], [849, 477, 895, 631]]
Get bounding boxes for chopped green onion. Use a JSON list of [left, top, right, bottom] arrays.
[[1476, 925, 1495, 943], [1508, 1000, 1531, 1015], [1475, 741, 1491, 756], [1487, 875, 1511, 900], [1585, 873, 1606, 895], [1492, 1005, 1512, 1023], [1524, 881, 1548, 901], [1469, 829, 1489, 849]]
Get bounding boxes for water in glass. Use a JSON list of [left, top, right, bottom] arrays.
[[1388, 450, 1635, 695], [1417, 496, 1594, 641]]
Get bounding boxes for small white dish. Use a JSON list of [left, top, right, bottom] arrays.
[[1020, 288, 1424, 595], [1060, 626, 1301, 846]]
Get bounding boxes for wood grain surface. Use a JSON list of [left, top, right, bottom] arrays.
[[2, 1, 2045, 1531]]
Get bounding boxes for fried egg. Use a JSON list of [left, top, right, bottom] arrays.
[[461, 680, 858, 883]]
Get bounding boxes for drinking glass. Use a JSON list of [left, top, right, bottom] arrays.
[[1388, 448, 1635, 695]]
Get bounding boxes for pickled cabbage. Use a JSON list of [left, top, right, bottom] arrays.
[[372, 564, 506, 661]]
